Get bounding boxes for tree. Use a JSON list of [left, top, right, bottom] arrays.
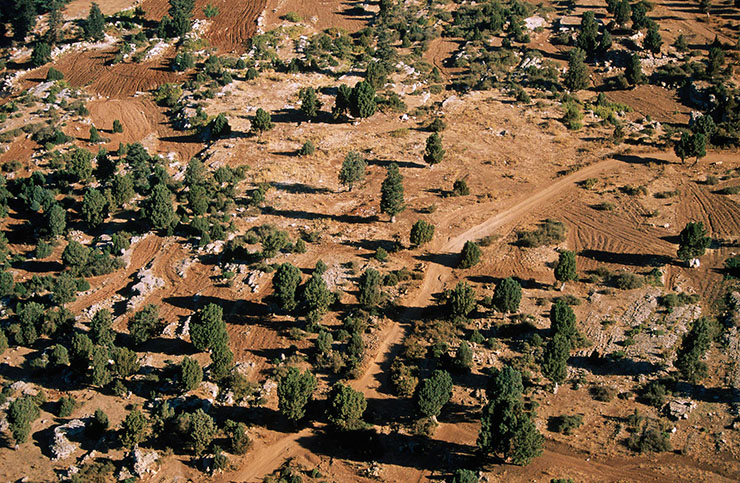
[[90, 309, 115, 347], [358, 268, 383, 309], [47, 204, 66, 237], [179, 409, 217, 455], [554, 250, 577, 284], [273, 263, 302, 311], [493, 277, 522, 313], [631, 1, 650, 30], [689, 132, 706, 165], [350, 81, 377, 118], [458, 241, 481, 269], [11, 0, 37, 40], [208, 113, 231, 139], [187, 184, 208, 215], [91, 346, 111, 386], [327, 383, 367, 430], [564, 48, 589, 92], [8, 395, 40, 443], [113, 347, 140, 378], [677, 221, 711, 261], [675, 317, 717, 382], [120, 407, 148, 449], [332, 84, 352, 119], [299, 87, 321, 119], [225, 420, 250, 454], [86, 408, 109, 438], [128, 304, 163, 345], [577, 11, 599, 55], [50, 344, 70, 367], [277, 367, 317, 422], [692, 114, 716, 137], [190, 303, 228, 352], [251, 108, 273, 134], [338, 151, 367, 191], [614, 0, 632, 27], [451, 469, 477, 483], [66, 148, 94, 182], [478, 366, 543, 465], [417, 369, 453, 418], [449, 281, 476, 319], [62, 240, 90, 271], [410, 220, 434, 246], [143, 183, 176, 231], [31, 41, 52, 67], [180, 356, 203, 391], [455, 341, 473, 369], [304, 270, 332, 323], [625, 54, 646, 85], [365, 61, 387, 89], [84, 2, 106, 41], [550, 299, 578, 345], [380, 163, 404, 221], [52, 272, 78, 305], [46, 1, 63, 44], [89, 125, 102, 143], [542, 333, 570, 384], [423, 133, 445, 166], [113, 119, 123, 133], [167, 0, 196, 37], [81, 187, 108, 227], [644, 21, 662, 54], [674, 131, 691, 163], [112, 174, 135, 207]]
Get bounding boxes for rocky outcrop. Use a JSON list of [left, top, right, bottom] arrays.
[[50, 419, 85, 461]]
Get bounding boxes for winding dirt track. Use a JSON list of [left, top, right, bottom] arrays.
[[227, 158, 622, 481]]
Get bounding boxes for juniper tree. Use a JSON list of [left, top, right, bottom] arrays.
[[128, 304, 163, 345], [625, 54, 646, 85], [273, 263, 302, 312], [277, 367, 317, 422], [251, 108, 273, 134], [423, 133, 445, 166], [380, 163, 404, 221], [554, 250, 577, 284], [644, 21, 663, 54], [417, 369, 453, 418], [327, 383, 367, 430], [449, 281, 476, 320], [190, 303, 228, 352], [493, 277, 522, 313], [84, 2, 106, 41], [550, 299, 578, 345], [299, 87, 321, 119], [338, 151, 367, 191], [358, 268, 382, 309], [82, 187, 108, 228], [142, 183, 177, 232], [458, 241, 481, 269], [677, 221, 710, 261], [180, 356, 203, 391], [350, 81, 377, 118], [564, 48, 589, 92], [410, 220, 434, 246], [542, 332, 570, 384], [90, 309, 115, 347], [577, 11, 599, 55], [304, 270, 332, 323]]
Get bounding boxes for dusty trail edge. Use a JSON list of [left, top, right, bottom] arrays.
[[235, 157, 622, 482]]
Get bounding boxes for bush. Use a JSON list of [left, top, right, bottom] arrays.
[[589, 385, 616, 402], [452, 179, 470, 196], [458, 241, 481, 269], [549, 414, 583, 435], [517, 219, 566, 247], [58, 396, 77, 417], [641, 380, 669, 408], [627, 424, 671, 453], [46, 68, 64, 80], [612, 272, 643, 290], [299, 140, 315, 156]]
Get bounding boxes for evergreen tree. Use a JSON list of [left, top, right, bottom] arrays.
[[550, 299, 578, 346], [251, 108, 273, 134], [91, 346, 112, 386], [81, 187, 108, 228], [677, 221, 711, 261], [31, 41, 52, 67], [674, 130, 692, 163], [84, 2, 106, 41], [338, 151, 367, 191], [208, 113, 231, 139], [90, 309, 115, 347], [142, 183, 177, 232], [350, 81, 376, 118], [47, 204, 66, 237], [493, 277, 522, 313], [554, 250, 577, 284], [190, 303, 228, 352], [52, 272, 78, 305], [614, 0, 632, 27], [449, 281, 476, 319], [180, 356, 203, 391], [327, 383, 367, 430], [458, 241, 481, 269], [128, 304, 163, 345], [631, 1, 650, 30], [332, 84, 352, 119], [11, 0, 37, 41], [644, 20, 663, 54], [113, 119, 123, 133], [410, 220, 434, 246], [277, 367, 317, 422], [625, 54, 646, 85], [304, 270, 332, 323], [542, 332, 570, 384], [423, 133, 445, 166], [358, 268, 382, 309], [120, 407, 148, 449], [675, 317, 716, 382], [273, 263, 302, 311], [577, 11, 599, 55], [46, 1, 63, 45], [167, 0, 195, 37], [564, 48, 589, 92], [455, 341, 474, 369], [417, 369, 453, 418], [478, 366, 543, 465], [8, 395, 40, 443], [299, 87, 321, 119], [380, 163, 404, 221]]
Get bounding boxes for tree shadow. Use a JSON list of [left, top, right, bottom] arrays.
[[570, 354, 662, 376], [579, 249, 672, 267], [262, 207, 377, 224], [366, 157, 427, 169], [415, 252, 460, 269], [271, 181, 332, 195]]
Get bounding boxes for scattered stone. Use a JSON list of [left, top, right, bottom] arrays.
[[127, 264, 165, 311], [665, 399, 696, 420], [130, 447, 160, 477]]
